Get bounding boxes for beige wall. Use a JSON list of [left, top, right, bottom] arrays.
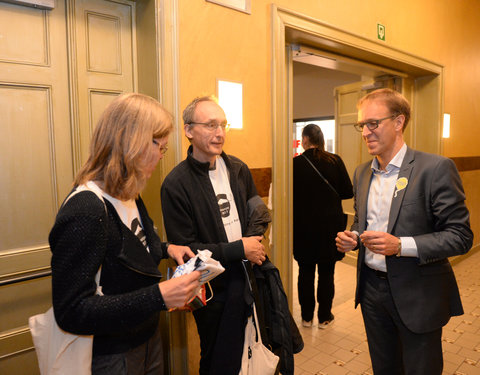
[[178, 1, 272, 168], [178, 0, 480, 163]]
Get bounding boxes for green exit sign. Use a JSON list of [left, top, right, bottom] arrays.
[[377, 23, 386, 41]]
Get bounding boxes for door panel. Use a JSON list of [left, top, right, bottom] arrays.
[[0, 85, 58, 250], [0, 3, 49, 65], [334, 81, 371, 215], [89, 89, 123, 130], [73, 0, 135, 165], [0, 1, 72, 373]]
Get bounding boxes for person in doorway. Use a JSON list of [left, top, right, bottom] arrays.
[[160, 95, 268, 375], [50, 93, 201, 375], [293, 124, 353, 328], [335, 88, 473, 374]]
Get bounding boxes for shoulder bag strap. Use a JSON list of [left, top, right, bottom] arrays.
[[64, 181, 106, 295], [301, 153, 340, 198], [241, 261, 269, 345]]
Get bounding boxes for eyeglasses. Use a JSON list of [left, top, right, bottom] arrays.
[[354, 115, 396, 132], [152, 139, 168, 154], [190, 121, 230, 132]]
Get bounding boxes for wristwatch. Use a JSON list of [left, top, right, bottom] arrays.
[[396, 237, 402, 257]]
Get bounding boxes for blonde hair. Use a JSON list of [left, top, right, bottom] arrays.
[[74, 93, 173, 200]]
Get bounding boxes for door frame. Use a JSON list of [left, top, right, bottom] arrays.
[[139, 0, 188, 373], [271, 5, 444, 306]]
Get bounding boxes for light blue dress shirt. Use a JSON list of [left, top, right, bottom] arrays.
[[363, 143, 417, 272]]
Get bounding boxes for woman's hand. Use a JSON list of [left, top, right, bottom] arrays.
[[158, 271, 201, 309]]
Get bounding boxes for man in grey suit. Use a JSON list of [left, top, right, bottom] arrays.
[[336, 88, 473, 374]]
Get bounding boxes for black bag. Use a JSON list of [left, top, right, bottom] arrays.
[[245, 260, 304, 375]]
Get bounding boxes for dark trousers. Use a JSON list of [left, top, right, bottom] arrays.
[[297, 261, 335, 322], [91, 323, 164, 375], [193, 301, 225, 375], [360, 266, 443, 375]]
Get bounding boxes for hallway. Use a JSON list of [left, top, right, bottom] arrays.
[[292, 250, 480, 374]]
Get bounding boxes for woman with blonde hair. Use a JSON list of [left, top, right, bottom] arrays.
[[49, 93, 200, 374]]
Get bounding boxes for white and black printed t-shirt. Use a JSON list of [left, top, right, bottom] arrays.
[[101, 191, 149, 252], [209, 157, 242, 242]]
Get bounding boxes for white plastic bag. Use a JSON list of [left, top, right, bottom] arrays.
[[171, 249, 224, 284], [170, 250, 225, 311]]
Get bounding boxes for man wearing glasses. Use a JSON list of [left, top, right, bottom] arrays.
[[161, 96, 266, 375], [336, 88, 472, 374]]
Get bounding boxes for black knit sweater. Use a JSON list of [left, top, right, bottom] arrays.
[[49, 190, 169, 355]]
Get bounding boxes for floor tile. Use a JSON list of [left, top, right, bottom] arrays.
[[291, 249, 480, 374]]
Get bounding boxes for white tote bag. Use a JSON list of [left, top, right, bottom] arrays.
[[29, 182, 105, 375], [239, 302, 279, 375], [29, 308, 95, 375], [29, 268, 103, 375]]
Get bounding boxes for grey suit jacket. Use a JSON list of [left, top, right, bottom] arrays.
[[352, 147, 473, 333]]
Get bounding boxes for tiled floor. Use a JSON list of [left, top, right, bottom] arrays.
[[292, 249, 480, 375]]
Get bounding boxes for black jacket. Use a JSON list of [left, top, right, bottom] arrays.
[[251, 260, 304, 375], [293, 149, 353, 263], [161, 146, 262, 374], [161, 147, 257, 265]]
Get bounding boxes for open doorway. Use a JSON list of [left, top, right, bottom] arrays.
[[291, 46, 406, 250], [271, 5, 444, 306], [292, 61, 362, 156], [290, 55, 374, 318]]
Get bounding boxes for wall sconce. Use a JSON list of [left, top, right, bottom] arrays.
[[442, 113, 450, 138], [217, 80, 243, 129]]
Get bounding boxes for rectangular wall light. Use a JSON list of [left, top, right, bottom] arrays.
[[217, 80, 243, 129], [443, 113, 450, 138]]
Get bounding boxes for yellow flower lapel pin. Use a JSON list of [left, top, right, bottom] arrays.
[[394, 177, 408, 197]]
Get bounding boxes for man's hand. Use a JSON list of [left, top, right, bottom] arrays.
[[336, 230, 358, 252], [360, 231, 400, 256], [242, 236, 266, 265], [158, 271, 201, 309], [167, 244, 196, 265]]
